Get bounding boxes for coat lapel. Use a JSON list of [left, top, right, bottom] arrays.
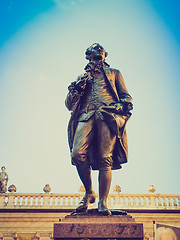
[[103, 66, 120, 102]]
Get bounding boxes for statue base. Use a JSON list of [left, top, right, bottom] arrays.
[[54, 209, 143, 239]]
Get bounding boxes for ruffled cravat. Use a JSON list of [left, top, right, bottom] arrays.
[[84, 60, 104, 78]]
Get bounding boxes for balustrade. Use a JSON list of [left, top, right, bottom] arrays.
[[0, 192, 179, 210]]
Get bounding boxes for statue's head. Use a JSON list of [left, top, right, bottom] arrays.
[[85, 43, 108, 62], [1, 166, 5, 172]]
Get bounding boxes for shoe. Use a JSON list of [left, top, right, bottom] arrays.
[[98, 200, 112, 216], [75, 192, 96, 212]]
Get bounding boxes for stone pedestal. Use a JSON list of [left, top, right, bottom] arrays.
[[54, 212, 144, 239]]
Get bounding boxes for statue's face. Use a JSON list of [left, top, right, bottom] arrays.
[[87, 43, 106, 61], [1, 167, 5, 172]]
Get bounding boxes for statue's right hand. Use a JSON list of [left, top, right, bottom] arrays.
[[76, 73, 89, 90], [76, 79, 86, 89]]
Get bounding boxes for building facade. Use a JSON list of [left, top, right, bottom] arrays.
[[0, 190, 180, 240]]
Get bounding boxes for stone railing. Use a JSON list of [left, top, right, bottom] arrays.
[[0, 193, 179, 210]]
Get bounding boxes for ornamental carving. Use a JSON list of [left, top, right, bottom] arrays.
[[15, 233, 40, 240]]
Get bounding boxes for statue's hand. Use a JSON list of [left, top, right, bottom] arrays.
[[75, 73, 89, 91], [76, 79, 86, 90]]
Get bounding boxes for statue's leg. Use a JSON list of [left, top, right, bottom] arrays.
[[71, 118, 96, 212], [76, 162, 92, 193], [98, 167, 112, 215], [75, 162, 96, 212], [98, 120, 116, 215]]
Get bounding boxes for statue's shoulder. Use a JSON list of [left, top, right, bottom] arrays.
[[104, 66, 121, 75], [110, 67, 121, 73]]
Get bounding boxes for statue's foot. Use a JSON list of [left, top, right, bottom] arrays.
[[98, 200, 112, 216], [75, 192, 96, 212]]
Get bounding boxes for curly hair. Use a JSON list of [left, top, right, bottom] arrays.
[[85, 43, 108, 60]]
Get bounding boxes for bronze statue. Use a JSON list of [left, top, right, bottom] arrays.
[[65, 43, 133, 215]]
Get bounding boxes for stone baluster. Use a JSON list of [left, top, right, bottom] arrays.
[[62, 196, 66, 207], [56, 195, 60, 207], [135, 196, 139, 207], [119, 195, 123, 207], [21, 195, 26, 207], [37, 195, 42, 207], [0, 194, 5, 207], [26, 195, 31, 207], [138, 196, 142, 207], [149, 195, 156, 208], [65, 195, 68, 206], [122, 196, 126, 208], [144, 196, 147, 207], [175, 196, 179, 207], [29, 196, 32, 206], [70, 195, 73, 207], [43, 194, 51, 207], [67, 196, 71, 207], [113, 196, 116, 207], [16, 195, 21, 207], [115, 195, 120, 206], [124, 196, 128, 207], [56, 195, 59, 207], [23, 195, 27, 206], [139, 196, 143, 207], [113, 195, 118, 206], [49, 195, 53, 207], [158, 196, 162, 207], [36, 195, 40, 207], [50, 195, 55, 207], [139, 196, 142, 207], [139, 196, 144, 207], [133, 196, 137, 207], [147, 196, 151, 207], [128, 196, 132, 208], [18, 195, 21, 206], [0, 192, 179, 210], [141, 196, 145, 207], [130, 196, 134, 207], [33, 195, 37, 206], [172, 197, 177, 207], [163, 196, 167, 207], [72, 195, 77, 208], [177, 196, 180, 207], [119, 196, 123, 207], [8, 194, 15, 208], [36, 195, 40, 206], [57, 195, 60, 207], [56, 195, 59, 206], [170, 197, 174, 207], [168, 196, 172, 207], [143, 196, 147, 208]]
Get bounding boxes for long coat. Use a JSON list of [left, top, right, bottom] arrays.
[[65, 65, 133, 170]]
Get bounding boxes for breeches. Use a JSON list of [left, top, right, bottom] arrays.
[[71, 115, 116, 169]]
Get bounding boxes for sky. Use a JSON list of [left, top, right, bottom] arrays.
[[0, 0, 180, 195]]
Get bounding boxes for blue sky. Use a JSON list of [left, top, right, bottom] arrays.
[[0, 0, 180, 194]]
